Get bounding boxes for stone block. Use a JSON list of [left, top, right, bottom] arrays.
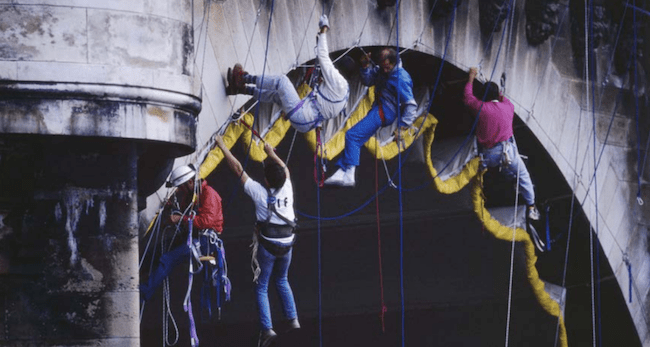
[[0, 5, 88, 63], [609, 147, 637, 183], [88, 9, 191, 75], [558, 97, 582, 168], [600, 165, 621, 219], [596, 112, 631, 148], [633, 254, 650, 304], [615, 213, 634, 252]]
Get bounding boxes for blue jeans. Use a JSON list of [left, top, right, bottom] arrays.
[[254, 75, 318, 133], [480, 138, 536, 206], [337, 105, 396, 168], [141, 241, 192, 302], [256, 241, 297, 330]]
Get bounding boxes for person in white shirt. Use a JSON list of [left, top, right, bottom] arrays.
[[215, 136, 299, 347], [226, 14, 353, 133]]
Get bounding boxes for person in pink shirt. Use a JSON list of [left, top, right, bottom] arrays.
[[464, 67, 540, 221]]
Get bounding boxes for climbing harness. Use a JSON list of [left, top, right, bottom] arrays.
[[198, 229, 231, 321], [251, 186, 297, 282]]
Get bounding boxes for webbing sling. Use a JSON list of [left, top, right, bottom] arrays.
[[265, 187, 297, 228]]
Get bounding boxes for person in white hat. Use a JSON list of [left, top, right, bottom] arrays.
[[140, 164, 224, 302]]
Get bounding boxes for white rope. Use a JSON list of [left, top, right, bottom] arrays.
[[226, 2, 265, 118], [293, 0, 320, 68], [504, 139, 521, 347], [162, 277, 180, 347], [376, 134, 397, 188], [501, 0, 517, 94], [285, 127, 299, 165], [583, 2, 598, 346], [416, 0, 440, 46]]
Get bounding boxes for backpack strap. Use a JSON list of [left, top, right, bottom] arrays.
[[266, 187, 297, 229]]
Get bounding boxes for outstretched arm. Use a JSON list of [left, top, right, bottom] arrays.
[[463, 67, 482, 112], [215, 136, 249, 185], [264, 143, 290, 180]]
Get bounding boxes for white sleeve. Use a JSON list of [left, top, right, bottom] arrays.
[[243, 178, 265, 203], [317, 33, 348, 93]]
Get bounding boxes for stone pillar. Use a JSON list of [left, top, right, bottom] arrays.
[[0, 138, 140, 345], [0, 1, 197, 344]]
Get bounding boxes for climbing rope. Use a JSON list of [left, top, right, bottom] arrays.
[[504, 135, 522, 347], [393, 2, 407, 346], [585, 1, 600, 346], [316, 160, 324, 347], [374, 137, 388, 332], [314, 128, 326, 187], [632, 0, 644, 206]]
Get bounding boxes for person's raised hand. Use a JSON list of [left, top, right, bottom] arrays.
[[319, 14, 329, 30], [360, 52, 372, 68], [469, 67, 478, 80], [264, 142, 275, 154]]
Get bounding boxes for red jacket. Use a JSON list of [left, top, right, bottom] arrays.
[[180, 180, 224, 233]]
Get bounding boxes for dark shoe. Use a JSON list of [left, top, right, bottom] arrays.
[[284, 318, 300, 333], [527, 205, 540, 221], [232, 63, 247, 90], [258, 329, 277, 347], [226, 67, 236, 95], [527, 223, 546, 253], [231, 107, 244, 121]]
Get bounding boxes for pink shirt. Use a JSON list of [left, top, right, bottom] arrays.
[[463, 81, 514, 148]]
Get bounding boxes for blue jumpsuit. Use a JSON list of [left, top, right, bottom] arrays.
[[337, 62, 418, 169]]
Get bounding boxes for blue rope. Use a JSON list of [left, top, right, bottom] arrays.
[[317, 164, 323, 347], [588, 1, 603, 346], [579, 41, 636, 206], [625, 257, 633, 303], [626, 2, 650, 17], [394, 1, 406, 345], [477, 0, 515, 68], [597, 0, 630, 105], [297, 0, 509, 219], [222, 0, 276, 212], [633, 0, 643, 203], [545, 205, 552, 252]]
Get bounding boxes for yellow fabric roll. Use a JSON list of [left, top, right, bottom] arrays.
[[470, 171, 568, 347]]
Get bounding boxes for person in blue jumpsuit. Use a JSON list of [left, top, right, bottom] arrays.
[[324, 48, 418, 187]]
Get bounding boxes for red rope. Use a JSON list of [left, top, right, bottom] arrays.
[[239, 119, 266, 144], [314, 128, 325, 188], [375, 138, 387, 333]]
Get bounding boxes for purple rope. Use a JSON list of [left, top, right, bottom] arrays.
[[184, 218, 199, 347]]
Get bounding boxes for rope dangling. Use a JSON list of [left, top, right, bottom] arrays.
[[374, 138, 388, 333], [239, 118, 267, 145], [623, 253, 633, 303], [183, 213, 200, 347], [314, 127, 326, 188], [544, 205, 552, 252]]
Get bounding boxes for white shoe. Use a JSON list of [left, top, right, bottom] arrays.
[[324, 167, 355, 187], [341, 166, 356, 187], [324, 168, 346, 186]]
